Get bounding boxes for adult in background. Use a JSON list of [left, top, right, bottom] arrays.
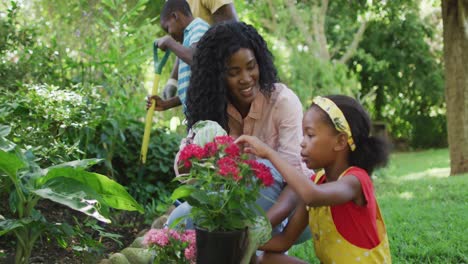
[[161, 0, 238, 100], [187, 0, 238, 25]]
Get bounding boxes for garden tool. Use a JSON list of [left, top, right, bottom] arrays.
[[140, 41, 170, 164]]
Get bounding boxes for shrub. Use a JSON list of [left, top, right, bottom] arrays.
[[0, 83, 105, 166], [0, 126, 143, 264]]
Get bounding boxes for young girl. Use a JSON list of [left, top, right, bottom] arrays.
[[236, 95, 392, 264]]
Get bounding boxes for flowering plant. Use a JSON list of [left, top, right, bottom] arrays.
[[172, 126, 274, 232], [143, 228, 196, 264]]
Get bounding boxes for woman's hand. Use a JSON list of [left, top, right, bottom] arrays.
[[235, 135, 275, 159]]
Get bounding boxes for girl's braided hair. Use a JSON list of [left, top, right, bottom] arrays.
[[186, 21, 278, 132]]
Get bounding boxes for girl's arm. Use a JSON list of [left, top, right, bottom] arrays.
[[266, 186, 298, 229], [274, 86, 312, 177], [235, 135, 362, 207], [264, 87, 310, 227], [260, 202, 309, 253]]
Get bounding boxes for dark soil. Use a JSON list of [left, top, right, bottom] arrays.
[[0, 199, 148, 264]]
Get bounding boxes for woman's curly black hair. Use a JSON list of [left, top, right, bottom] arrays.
[[185, 21, 278, 132]]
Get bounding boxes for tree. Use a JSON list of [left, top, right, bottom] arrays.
[[442, 0, 468, 175], [355, 1, 445, 148], [240, 0, 369, 103], [242, 0, 446, 148]]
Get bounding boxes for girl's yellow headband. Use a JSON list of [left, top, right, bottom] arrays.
[[312, 96, 356, 151]]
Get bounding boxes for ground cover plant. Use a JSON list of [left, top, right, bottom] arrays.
[[0, 126, 144, 263], [289, 148, 468, 263]]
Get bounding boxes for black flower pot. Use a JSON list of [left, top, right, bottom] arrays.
[[195, 227, 248, 264]]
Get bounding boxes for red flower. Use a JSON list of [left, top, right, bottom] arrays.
[[214, 135, 235, 145], [224, 143, 240, 157], [217, 157, 241, 181], [203, 142, 218, 157], [179, 144, 206, 168], [244, 160, 274, 186]]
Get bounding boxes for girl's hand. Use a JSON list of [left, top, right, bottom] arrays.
[[235, 135, 274, 158]]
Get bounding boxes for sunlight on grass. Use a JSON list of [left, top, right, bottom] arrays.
[[400, 167, 450, 181], [375, 148, 450, 179], [398, 191, 414, 199]]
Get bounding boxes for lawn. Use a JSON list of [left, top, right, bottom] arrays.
[[289, 148, 468, 263]]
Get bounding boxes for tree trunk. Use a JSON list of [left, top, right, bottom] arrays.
[[442, 0, 468, 175]]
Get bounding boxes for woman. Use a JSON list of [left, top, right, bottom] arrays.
[[169, 21, 311, 244]]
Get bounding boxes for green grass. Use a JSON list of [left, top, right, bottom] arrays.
[[289, 148, 468, 263]]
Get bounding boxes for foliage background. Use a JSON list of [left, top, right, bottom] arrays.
[[0, 0, 450, 261], [1, 0, 446, 167]]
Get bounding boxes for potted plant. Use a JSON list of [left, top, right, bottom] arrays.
[[171, 121, 274, 264]]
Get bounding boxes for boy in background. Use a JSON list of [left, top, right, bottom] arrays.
[[148, 0, 209, 113], [161, 0, 238, 100]]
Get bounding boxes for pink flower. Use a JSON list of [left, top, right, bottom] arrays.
[[143, 228, 169, 247], [181, 230, 196, 244], [184, 244, 196, 261], [168, 229, 181, 240], [144, 228, 195, 264]]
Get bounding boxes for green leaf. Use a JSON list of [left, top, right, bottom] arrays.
[[0, 217, 34, 236], [0, 150, 25, 180], [227, 198, 241, 209], [171, 185, 195, 201], [0, 137, 15, 152], [190, 191, 211, 205], [38, 167, 143, 213], [101, 0, 117, 10], [0, 125, 11, 137], [32, 177, 111, 223], [43, 159, 102, 174]]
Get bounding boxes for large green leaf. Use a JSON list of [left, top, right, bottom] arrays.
[[0, 150, 25, 181], [32, 177, 111, 223], [38, 167, 143, 213], [43, 159, 102, 174], [171, 185, 196, 201]]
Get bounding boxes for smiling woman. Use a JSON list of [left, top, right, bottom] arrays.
[[225, 48, 260, 117], [168, 21, 313, 255]]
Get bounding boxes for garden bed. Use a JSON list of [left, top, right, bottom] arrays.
[[0, 199, 145, 263]]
